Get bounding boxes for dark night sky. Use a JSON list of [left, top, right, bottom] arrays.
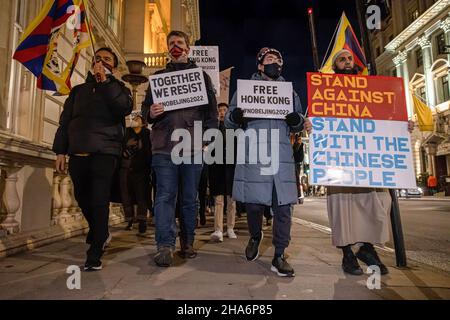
[[198, 0, 362, 107]]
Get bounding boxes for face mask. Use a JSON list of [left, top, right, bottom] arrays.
[[263, 63, 282, 79], [169, 45, 185, 60]]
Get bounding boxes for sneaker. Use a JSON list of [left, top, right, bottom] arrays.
[[356, 244, 389, 275], [84, 260, 102, 272], [138, 220, 147, 234], [210, 230, 224, 242], [125, 221, 133, 231], [154, 247, 173, 267], [226, 229, 237, 239], [271, 255, 295, 277], [342, 252, 364, 276], [245, 231, 263, 261], [178, 245, 197, 259]]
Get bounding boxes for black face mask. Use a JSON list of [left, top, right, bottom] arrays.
[[263, 63, 282, 79]]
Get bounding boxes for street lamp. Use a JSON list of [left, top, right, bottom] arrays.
[[122, 60, 148, 110]]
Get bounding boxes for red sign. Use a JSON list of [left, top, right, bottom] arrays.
[[307, 72, 407, 122]]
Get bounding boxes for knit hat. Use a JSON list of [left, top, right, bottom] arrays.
[[257, 47, 283, 65]]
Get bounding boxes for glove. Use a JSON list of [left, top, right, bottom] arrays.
[[231, 108, 245, 125], [285, 112, 303, 128]]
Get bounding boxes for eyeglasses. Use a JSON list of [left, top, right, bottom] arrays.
[[264, 55, 283, 65]]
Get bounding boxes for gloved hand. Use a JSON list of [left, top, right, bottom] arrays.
[[231, 108, 246, 125], [285, 112, 303, 128]]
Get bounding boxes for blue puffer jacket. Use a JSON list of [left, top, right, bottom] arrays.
[[224, 72, 304, 206]]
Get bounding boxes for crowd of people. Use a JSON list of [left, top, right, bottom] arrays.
[[53, 30, 413, 277]]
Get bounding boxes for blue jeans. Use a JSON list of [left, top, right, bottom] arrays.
[[152, 154, 203, 250]]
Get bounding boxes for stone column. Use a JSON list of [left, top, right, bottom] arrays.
[[58, 175, 72, 223], [51, 175, 62, 225], [0, 167, 21, 234], [68, 177, 82, 221], [393, 51, 413, 117], [418, 36, 436, 107], [440, 16, 450, 97], [425, 144, 437, 176]]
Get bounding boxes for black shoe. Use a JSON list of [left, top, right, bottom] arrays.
[[84, 259, 102, 272], [178, 245, 197, 259], [125, 221, 133, 231], [138, 220, 147, 234], [342, 252, 364, 276], [245, 231, 263, 261], [356, 244, 389, 275], [271, 255, 295, 277], [154, 247, 173, 267]]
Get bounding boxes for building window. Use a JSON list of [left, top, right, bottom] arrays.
[[409, 9, 419, 23], [440, 75, 450, 102], [417, 86, 426, 101], [107, 0, 120, 36], [437, 32, 447, 55], [416, 48, 423, 67]]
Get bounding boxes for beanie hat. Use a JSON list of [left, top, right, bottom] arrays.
[[257, 47, 283, 65]]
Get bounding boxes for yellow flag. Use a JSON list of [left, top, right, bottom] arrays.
[[412, 95, 433, 131]]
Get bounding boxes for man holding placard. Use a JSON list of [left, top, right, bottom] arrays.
[[225, 47, 312, 277], [307, 50, 415, 276], [141, 30, 218, 267]]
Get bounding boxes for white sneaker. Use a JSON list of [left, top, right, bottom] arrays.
[[226, 229, 237, 239], [210, 230, 223, 242]]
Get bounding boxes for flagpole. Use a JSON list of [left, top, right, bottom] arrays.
[[307, 7, 320, 71], [81, 0, 96, 57], [354, 0, 407, 268]]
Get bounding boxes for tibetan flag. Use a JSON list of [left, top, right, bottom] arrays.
[[320, 12, 368, 75], [13, 0, 94, 95], [412, 94, 434, 131]]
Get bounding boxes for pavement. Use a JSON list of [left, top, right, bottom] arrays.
[[0, 205, 449, 300]]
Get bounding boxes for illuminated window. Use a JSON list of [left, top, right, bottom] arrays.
[[107, 0, 120, 36]]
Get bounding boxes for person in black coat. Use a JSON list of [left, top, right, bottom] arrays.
[[120, 113, 152, 234], [209, 103, 237, 242], [53, 47, 133, 271]]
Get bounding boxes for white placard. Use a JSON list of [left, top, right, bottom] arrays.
[[309, 118, 416, 189], [149, 67, 208, 111], [237, 79, 293, 119], [189, 46, 220, 97]]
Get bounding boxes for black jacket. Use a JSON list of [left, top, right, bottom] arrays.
[[121, 127, 152, 173], [52, 73, 133, 156], [141, 61, 218, 155], [208, 121, 236, 196]]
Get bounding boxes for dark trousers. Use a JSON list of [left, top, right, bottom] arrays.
[[245, 186, 292, 255], [119, 167, 150, 222], [69, 154, 117, 261]]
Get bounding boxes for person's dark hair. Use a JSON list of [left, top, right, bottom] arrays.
[[218, 102, 229, 108], [167, 30, 190, 47], [95, 47, 119, 67]]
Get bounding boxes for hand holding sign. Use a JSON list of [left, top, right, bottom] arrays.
[[150, 103, 164, 119]]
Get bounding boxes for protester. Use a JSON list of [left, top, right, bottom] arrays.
[[120, 113, 151, 234], [225, 47, 312, 277], [322, 49, 413, 276], [141, 30, 218, 267], [209, 103, 237, 242], [53, 47, 133, 271]]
